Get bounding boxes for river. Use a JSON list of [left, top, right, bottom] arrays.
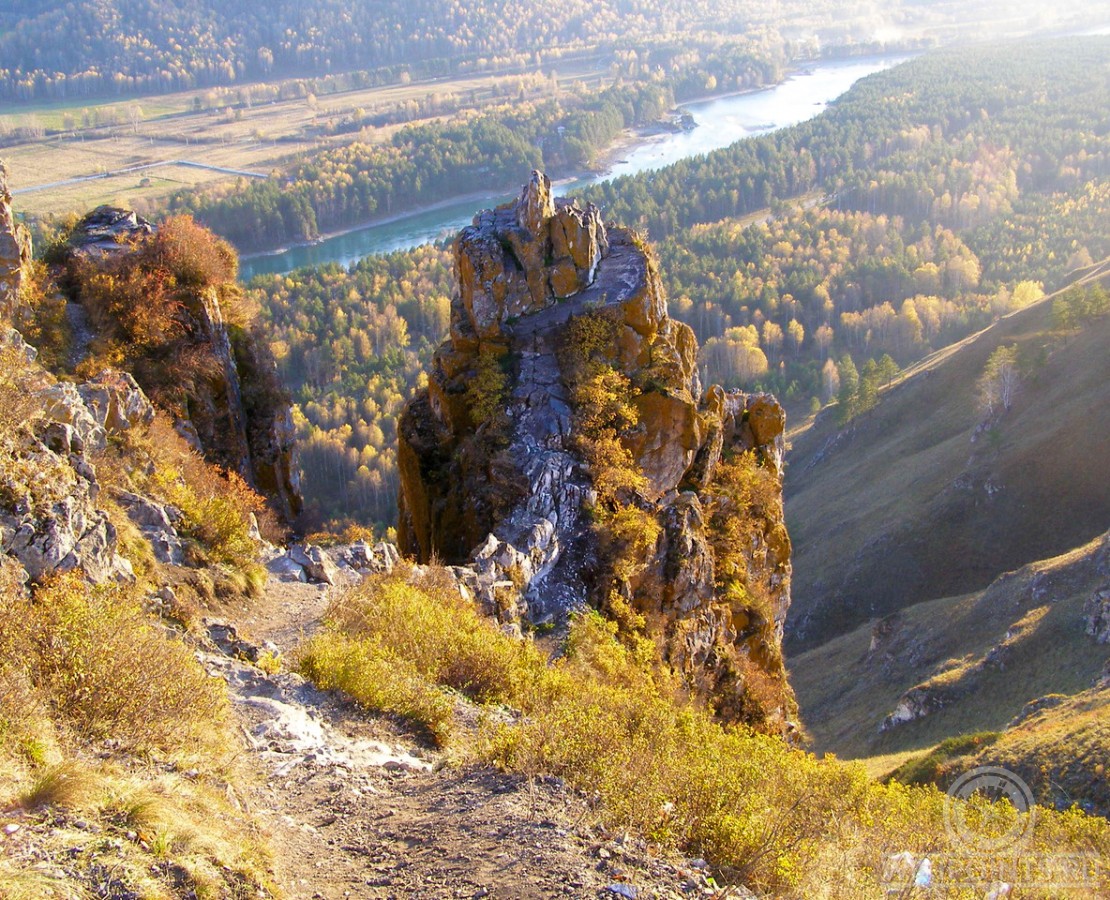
[[239, 53, 912, 280]]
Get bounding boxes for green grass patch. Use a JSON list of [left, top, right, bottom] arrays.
[[885, 731, 1001, 787]]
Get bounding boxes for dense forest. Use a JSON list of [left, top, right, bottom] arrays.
[[250, 248, 453, 528], [168, 81, 691, 251], [243, 37, 1108, 531], [0, 0, 867, 102], [578, 38, 1109, 236]]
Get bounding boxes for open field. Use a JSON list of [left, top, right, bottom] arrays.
[[2, 56, 608, 220]]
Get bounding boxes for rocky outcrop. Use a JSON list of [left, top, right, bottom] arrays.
[[1, 379, 136, 584], [64, 206, 302, 520], [0, 163, 31, 319], [266, 540, 399, 585], [398, 173, 795, 730], [880, 684, 958, 732], [1085, 589, 1110, 644]]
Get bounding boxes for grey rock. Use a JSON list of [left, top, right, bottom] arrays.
[[267, 553, 308, 583], [40, 382, 107, 453], [78, 370, 155, 433], [289, 543, 339, 585], [147, 530, 185, 565], [0, 167, 31, 318], [115, 490, 174, 530], [1084, 589, 1110, 644], [42, 421, 80, 455], [1, 326, 37, 363]]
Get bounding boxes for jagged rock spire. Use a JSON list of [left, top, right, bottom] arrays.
[[398, 174, 796, 731]]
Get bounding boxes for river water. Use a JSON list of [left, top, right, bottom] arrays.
[[239, 54, 911, 280]]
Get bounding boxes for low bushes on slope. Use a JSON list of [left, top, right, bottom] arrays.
[[0, 562, 274, 898], [300, 568, 1110, 897]]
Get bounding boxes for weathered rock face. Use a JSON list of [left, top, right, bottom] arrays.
[[1086, 589, 1110, 644], [1, 380, 137, 584], [398, 172, 795, 730], [0, 163, 32, 318], [64, 206, 302, 520]]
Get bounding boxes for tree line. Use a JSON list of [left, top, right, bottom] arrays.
[[0, 0, 802, 102]]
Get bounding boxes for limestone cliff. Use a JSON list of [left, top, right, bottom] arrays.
[[398, 173, 795, 730], [62, 206, 302, 521]]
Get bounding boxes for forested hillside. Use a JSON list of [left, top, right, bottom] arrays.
[[169, 81, 694, 251], [0, 0, 854, 102], [244, 38, 1109, 531], [587, 37, 1109, 402]]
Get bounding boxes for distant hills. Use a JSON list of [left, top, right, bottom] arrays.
[[786, 266, 1110, 811], [785, 265, 1110, 652], [1, 0, 1103, 102]]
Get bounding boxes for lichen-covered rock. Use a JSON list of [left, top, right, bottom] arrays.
[[397, 173, 796, 731], [452, 171, 610, 343]]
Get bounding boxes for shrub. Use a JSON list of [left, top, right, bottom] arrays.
[[301, 569, 1110, 897], [150, 450, 265, 583], [306, 574, 539, 706], [464, 346, 511, 435], [887, 731, 1001, 786], [299, 632, 455, 745], [21, 574, 228, 756]]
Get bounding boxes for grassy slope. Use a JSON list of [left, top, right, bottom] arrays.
[[790, 531, 1110, 761], [784, 264, 1110, 652], [972, 682, 1110, 813]]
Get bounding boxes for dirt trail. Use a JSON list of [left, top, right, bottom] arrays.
[[203, 575, 718, 900]]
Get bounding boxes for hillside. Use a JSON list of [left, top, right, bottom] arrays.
[[790, 531, 1109, 801], [3, 0, 1090, 103], [784, 266, 1110, 651]]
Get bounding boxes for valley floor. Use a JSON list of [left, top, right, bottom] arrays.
[[212, 576, 717, 900]]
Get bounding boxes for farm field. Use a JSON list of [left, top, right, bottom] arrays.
[[2, 55, 607, 220]]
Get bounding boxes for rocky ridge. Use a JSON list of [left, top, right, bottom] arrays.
[[64, 205, 302, 521], [399, 172, 795, 727], [0, 164, 31, 318], [0, 169, 301, 587]]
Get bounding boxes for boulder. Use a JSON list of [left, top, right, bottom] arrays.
[[78, 370, 155, 434], [267, 553, 308, 583], [41, 382, 107, 453], [289, 544, 339, 585]]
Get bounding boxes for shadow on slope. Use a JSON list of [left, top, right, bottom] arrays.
[[785, 263, 1110, 652]]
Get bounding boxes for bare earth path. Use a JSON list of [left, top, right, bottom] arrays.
[[201, 575, 715, 900]]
